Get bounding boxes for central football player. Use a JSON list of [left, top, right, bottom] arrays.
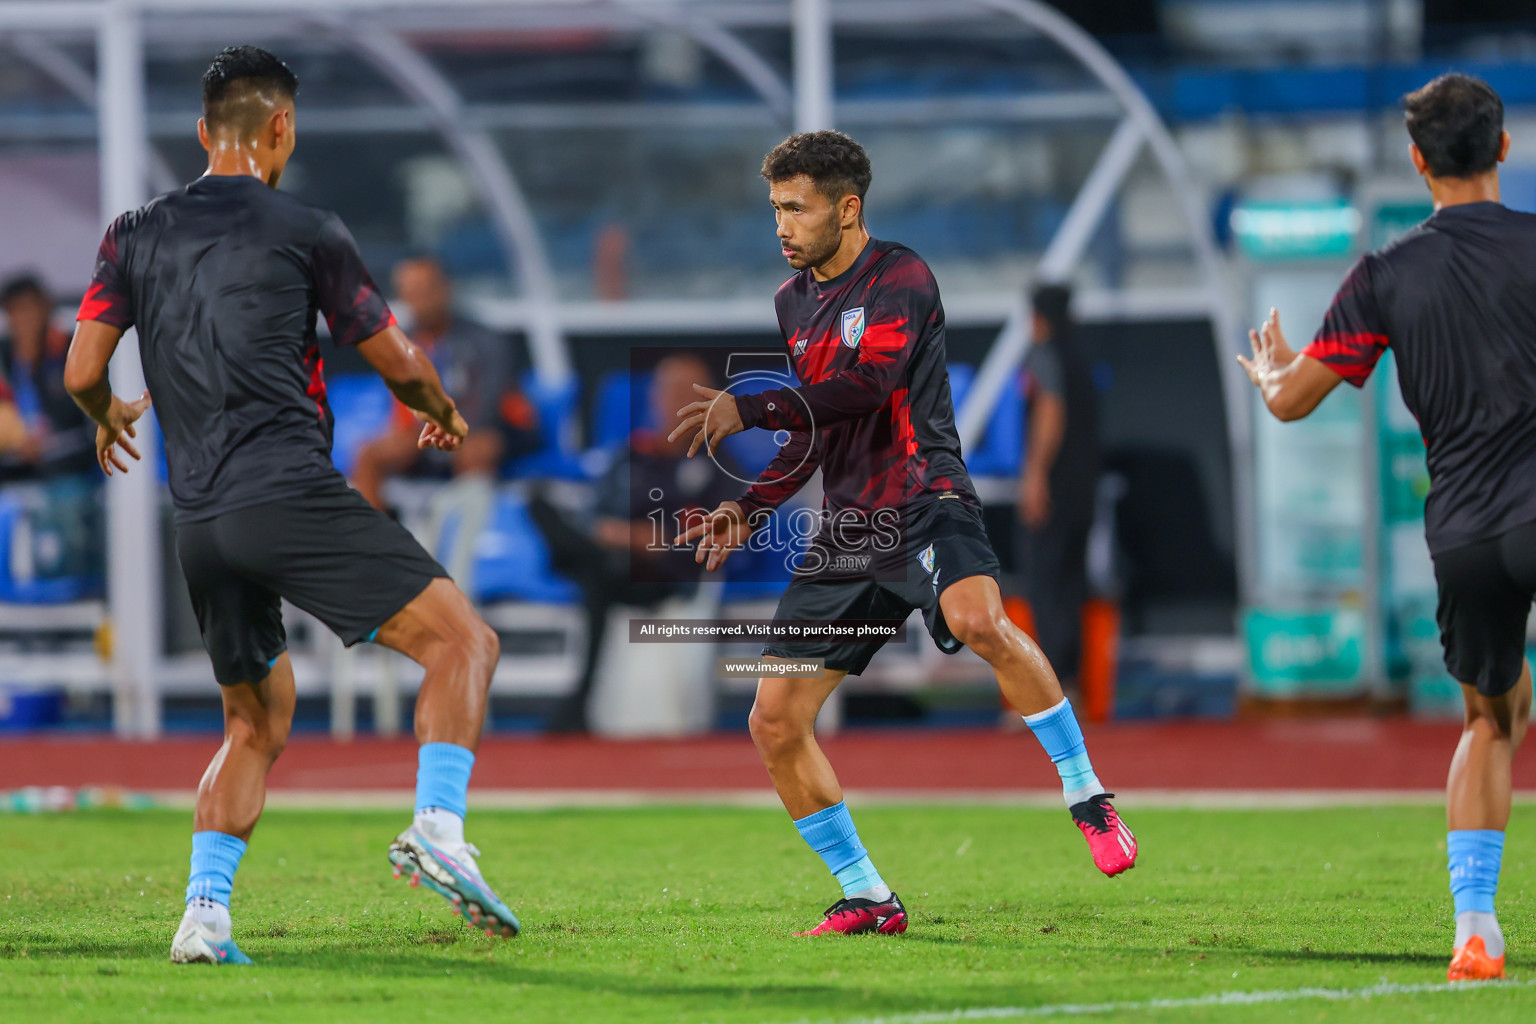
[[672, 131, 1137, 936]]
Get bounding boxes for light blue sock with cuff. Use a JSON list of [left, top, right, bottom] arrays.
[[794, 801, 891, 902], [186, 831, 246, 909], [1449, 829, 1505, 957], [1023, 697, 1107, 806], [414, 742, 475, 848]]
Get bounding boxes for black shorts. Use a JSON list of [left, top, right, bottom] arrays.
[[175, 481, 448, 686], [761, 497, 1001, 675], [1433, 519, 1536, 697]]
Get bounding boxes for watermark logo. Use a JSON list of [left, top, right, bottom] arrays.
[[649, 503, 904, 578], [704, 351, 817, 489]]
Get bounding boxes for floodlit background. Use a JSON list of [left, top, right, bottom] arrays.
[[0, 0, 1530, 747]]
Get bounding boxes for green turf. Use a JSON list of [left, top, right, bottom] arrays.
[[1, 804, 1533, 1023]]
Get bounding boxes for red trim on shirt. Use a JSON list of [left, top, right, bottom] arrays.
[[1303, 332, 1388, 386], [76, 283, 115, 323]]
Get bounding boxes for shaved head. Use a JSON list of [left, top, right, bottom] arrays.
[[201, 45, 298, 141]]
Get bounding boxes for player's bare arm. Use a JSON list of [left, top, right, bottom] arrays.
[[62, 318, 153, 477], [1237, 308, 1344, 421], [356, 324, 468, 452], [673, 499, 755, 572]]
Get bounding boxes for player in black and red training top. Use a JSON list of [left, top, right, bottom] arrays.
[[64, 46, 518, 965], [1239, 75, 1531, 982], [671, 131, 1137, 936]]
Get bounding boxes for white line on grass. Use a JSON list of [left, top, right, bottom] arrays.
[[780, 978, 1533, 1023]]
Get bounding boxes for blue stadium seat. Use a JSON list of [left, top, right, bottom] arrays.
[[505, 372, 586, 480], [0, 491, 100, 604], [326, 373, 394, 478], [591, 370, 654, 450], [468, 491, 579, 604], [946, 362, 1024, 478]]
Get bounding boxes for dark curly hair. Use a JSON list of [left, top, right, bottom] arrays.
[[201, 45, 299, 137], [761, 130, 872, 209], [1403, 74, 1503, 179]]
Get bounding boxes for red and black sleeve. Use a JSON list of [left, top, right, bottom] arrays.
[[1302, 255, 1389, 388], [76, 213, 137, 330], [735, 260, 935, 431], [736, 429, 823, 521], [313, 213, 397, 347]]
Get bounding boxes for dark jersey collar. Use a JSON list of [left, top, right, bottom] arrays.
[[1429, 200, 1505, 220], [811, 237, 880, 296]]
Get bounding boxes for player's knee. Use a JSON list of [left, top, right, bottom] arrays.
[[263, 718, 290, 762], [1467, 695, 1519, 741], [748, 699, 797, 755], [948, 607, 1010, 659], [462, 618, 500, 683], [225, 710, 287, 762]]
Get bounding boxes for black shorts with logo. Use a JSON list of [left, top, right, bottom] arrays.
[[1433, 518, 1536, 697], [760, 496, 1001, 676], [174, 480, 448, 686]]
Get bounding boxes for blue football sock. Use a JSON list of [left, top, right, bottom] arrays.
[[794, 801, 891, 901], [1023, 697, 1107, 806], [185, 831, 247, 908], [1448, 829, 1504, 915], [416, 742, 475, 820]]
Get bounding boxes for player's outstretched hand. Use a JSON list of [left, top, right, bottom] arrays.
[[1236, 308, 1296, 389], [96, 390, 152, 477], [674, 500, 753, 572], [668, 384, 745, 458], [416, 408, 469, 452]]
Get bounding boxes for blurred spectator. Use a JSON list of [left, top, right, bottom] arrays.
[[351, 256, 540, 509], [1016, 283, 1101, 684], [593, 222, 630, 301], [0, 275, 97, 479], [528, 354, 738, 734], [0, 372, 24, 455]]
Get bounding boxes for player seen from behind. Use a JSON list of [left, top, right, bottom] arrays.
[[64, 46, 519, 965], [1239, 73, 1531, 982], [671, 131, 1137, 937]]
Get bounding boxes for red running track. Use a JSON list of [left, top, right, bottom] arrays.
[[2, 719, 1531, 794]]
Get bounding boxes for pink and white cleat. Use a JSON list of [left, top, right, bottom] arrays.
[[1071, 793, 1137, 876], [795, 892, 909, 937]]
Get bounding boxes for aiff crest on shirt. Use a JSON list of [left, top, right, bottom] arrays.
[[841, 306, 865, 348]]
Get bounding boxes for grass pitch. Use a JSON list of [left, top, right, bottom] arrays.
[[1, 804, 1533, 1023]]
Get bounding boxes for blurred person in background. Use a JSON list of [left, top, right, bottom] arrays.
[[528, 353, 738, 734], [1, 274, 104, 586], [1016, 283, 1101, 688], [0, 370, 24, 455], [1240, 73, 1529, 983], [351, 255, 539, 511], [0, 275, 98, 478]]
